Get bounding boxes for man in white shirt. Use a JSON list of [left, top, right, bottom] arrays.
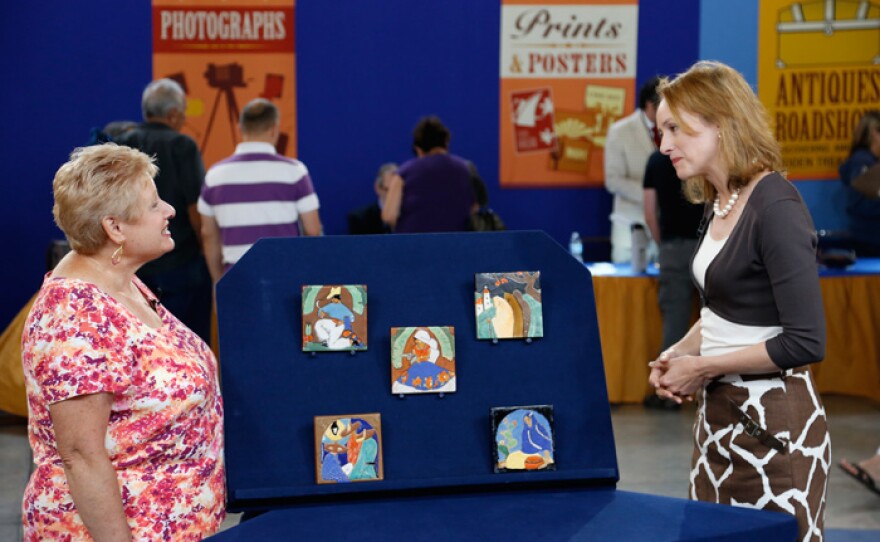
[[603, 78, 661, 263]]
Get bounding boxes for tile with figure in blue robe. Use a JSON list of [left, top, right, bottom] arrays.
[[314, 413, 383, 484], [491, 405, 555, 473], [302, 284, 367, 352], [390, 326, 456, 395], [475, 271, 543, 340]]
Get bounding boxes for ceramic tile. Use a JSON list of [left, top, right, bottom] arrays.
[[390, 326, 456, 395], [475, 272, 542, 340], [314, 413, 382, 485], [302, 284, 367, 352]]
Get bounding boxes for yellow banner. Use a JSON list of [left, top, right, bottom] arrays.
[[499, 0, 639, 188], [758, 0, 880, 180], [152, 0, 296, 168]]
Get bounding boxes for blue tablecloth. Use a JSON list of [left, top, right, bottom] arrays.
[[208, 488, 797, 541]]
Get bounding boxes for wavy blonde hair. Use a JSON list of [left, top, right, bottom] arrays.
[[53, 143, 158, 254], [658, 61, 783, 203]]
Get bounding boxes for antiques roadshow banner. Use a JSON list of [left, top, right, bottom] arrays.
[[152, 0, 296, 167], [758, 0, 880, 180], [499, 0, 639, 188]]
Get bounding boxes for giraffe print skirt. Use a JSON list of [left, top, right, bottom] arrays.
[[690, 368, 830, 542]]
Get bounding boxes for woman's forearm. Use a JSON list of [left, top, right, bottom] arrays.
[[63, 452, 132, 542], [670, 319, 702, 357], [697, 341, 782, 381]]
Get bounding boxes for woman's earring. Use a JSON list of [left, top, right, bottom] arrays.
[[111, 244, 124, 266]]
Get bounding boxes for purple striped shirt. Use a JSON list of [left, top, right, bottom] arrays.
[[198, 142, 320, 265]]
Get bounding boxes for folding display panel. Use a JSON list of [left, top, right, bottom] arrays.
[[217, 231, 616, 507], [212, 231, 797, 541]]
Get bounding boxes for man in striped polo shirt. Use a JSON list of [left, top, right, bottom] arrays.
[[198, 98, 322, 284]]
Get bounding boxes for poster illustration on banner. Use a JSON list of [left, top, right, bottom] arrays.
[[499, 1, 639, 187], [758, 0, 880, 179], [390, 327, 456, 394], [492, 405, 556, 473], [550, 85, 625, 174], [152, 1, 296, 168], [474, 271, 543, 340], [302, 285, 368, 352], [512, 88, 557, 153], [314, 414, 383, 484]]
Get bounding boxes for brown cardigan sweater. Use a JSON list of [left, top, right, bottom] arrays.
[[691, 172, 826, 369]]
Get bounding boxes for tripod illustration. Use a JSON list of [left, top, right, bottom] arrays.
[[201, 63, 246, 153]]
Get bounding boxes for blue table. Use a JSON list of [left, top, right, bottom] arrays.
[[208, 488, 796, 541]]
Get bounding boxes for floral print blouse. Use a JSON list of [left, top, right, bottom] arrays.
[[21, 275, 226, 541]]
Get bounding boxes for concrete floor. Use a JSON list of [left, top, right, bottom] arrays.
[[612, 395, 880, 532], [1, 395, 877, 540]]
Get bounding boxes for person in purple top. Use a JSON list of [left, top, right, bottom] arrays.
[[382, 116, 476, 233]]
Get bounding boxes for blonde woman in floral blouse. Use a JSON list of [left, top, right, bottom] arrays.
[[21, 144, 225, 541]]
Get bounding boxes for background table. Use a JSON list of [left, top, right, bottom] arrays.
[[4, 259, 876, 415], [589, 259, 880, 404]]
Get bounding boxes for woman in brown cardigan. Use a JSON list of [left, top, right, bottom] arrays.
[[648, 61, 829, 541]]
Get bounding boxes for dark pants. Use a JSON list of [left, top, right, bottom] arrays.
[[138, 256, 212, 343], [658, 238, 698, 351]]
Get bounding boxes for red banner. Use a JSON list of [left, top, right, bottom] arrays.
[[152, 6, 294, 53]]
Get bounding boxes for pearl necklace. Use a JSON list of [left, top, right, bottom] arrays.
[[713, 188, 741, 219]]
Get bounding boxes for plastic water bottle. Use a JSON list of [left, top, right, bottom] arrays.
[[569, 231, 583, 262], [631, 224, 648, 273]]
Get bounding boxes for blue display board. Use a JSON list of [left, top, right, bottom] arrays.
[[217, 231, 616, 507]]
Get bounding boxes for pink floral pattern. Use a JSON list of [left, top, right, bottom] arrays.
[[21, 275, 225, 541]]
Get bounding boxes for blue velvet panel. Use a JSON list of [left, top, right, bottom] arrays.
[[217, 232, 616, 507], [207, 488, 798, 541]]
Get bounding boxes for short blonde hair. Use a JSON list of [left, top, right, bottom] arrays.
[[658, 61, 784, 203], [52, 143, 158, 254]]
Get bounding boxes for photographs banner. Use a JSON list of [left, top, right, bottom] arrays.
[[758, 0, 880, 180], [499, 0, 639, 188], [152, 0, 296, 167]]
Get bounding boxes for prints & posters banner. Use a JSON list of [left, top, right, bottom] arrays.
[[758, 0, 880, 180], [152, 0, 296, 168], [499, 0, 638, 188]]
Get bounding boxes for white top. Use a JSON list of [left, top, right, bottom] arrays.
[[692, 228, 783, 369], [692, 230, 725, 291]]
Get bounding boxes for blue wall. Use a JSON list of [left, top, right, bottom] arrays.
[[0, 2, 152, 326], [297, 0, 701, 246], [0, 1, 699, 327]]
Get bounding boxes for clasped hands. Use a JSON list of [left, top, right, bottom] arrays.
[[648, 348, 708, 404]]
